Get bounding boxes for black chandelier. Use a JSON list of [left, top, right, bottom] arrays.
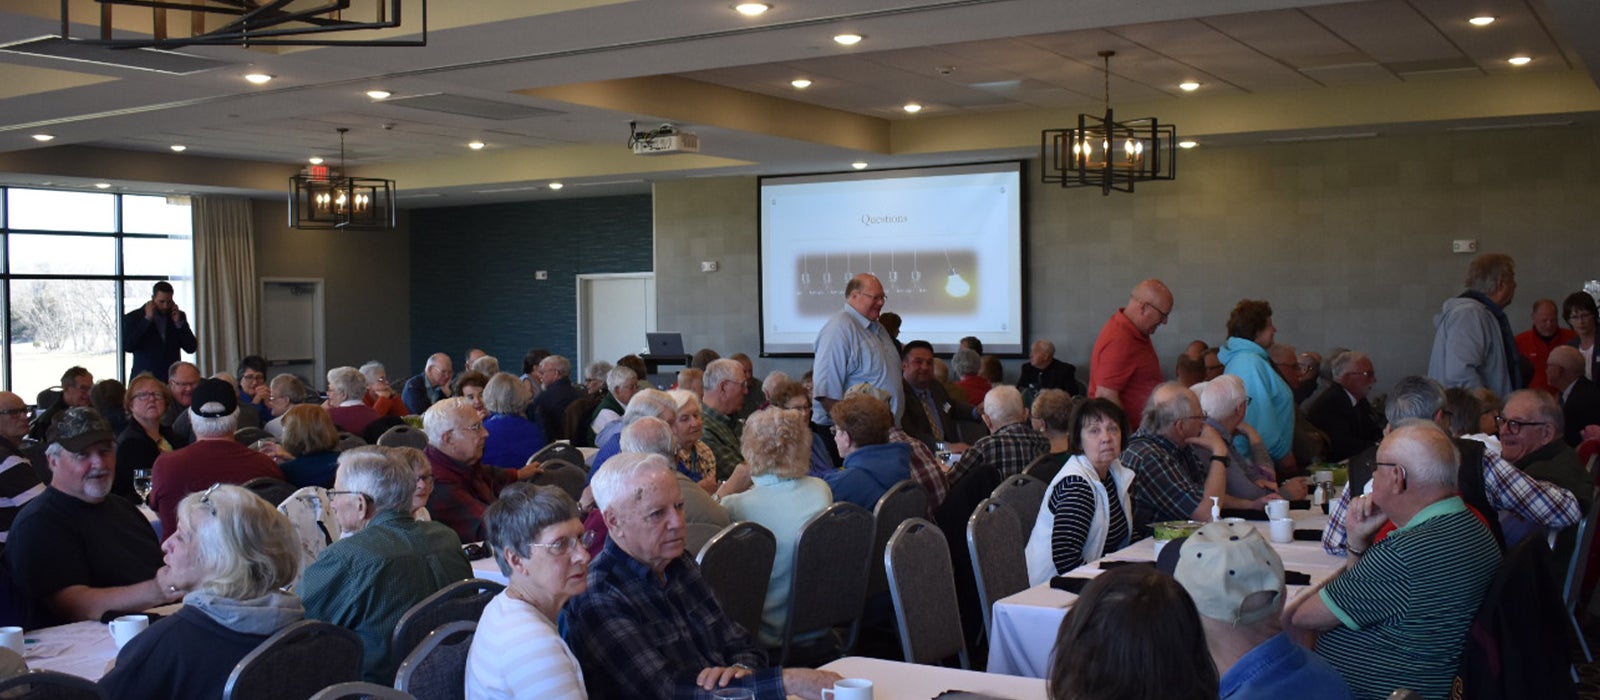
[[289, 128, 396, 230], [59, 0, 426, 49], [1041, 51, 1177, 195]]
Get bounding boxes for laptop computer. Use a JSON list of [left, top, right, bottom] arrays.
[[645, 332, 686, 357]]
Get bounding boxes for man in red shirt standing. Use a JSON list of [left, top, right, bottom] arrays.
[[1515, 298, 1576, 393], [1089, 279, 1173, 430]]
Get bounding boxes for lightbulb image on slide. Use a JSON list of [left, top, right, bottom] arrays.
[[945, 269, 971, 298], [791, 248, 977, 316]]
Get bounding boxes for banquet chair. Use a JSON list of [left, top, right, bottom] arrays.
[[394, 620, 476, 700], [377, 425, 428, 450], [390, 579, 504, 666], [886, 518, 969, 669], [696, 521, 778, 637], [241, 477, 298, 509], [777, 502, 874, 666], [529, 459, 587, 502], [1562, 487, 1600, 663], [868, 480, 929, 598], [685, 522, 724, 555], [336, 431, 368, 451], [309, 681, 416, 700], [234, 426, 273, 447], [223, 620, 362, 700], [529, 441, 587, 471], [1023, 452, 1064, 483], [988, 474, 1046, 535], [967, 498, 1029, 635], [0, 670, 107, 699]]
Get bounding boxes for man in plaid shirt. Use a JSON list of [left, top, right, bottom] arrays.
[[947, 386, 1049, 483], [562, 453, 840, 699], [1322, 376, 1578, 555]]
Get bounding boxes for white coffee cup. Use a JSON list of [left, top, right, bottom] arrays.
[[0, 626, 21, 655], [821, 678, 874, 700], [109, 614, 149, 649], [1264, 499, 1290, 520], [1269, 517, 1294, 544]]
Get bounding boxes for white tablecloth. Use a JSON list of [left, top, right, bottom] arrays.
[[808, 656, 1045, 699], [986, 512, 1343, 678], [22, 603, 183, 681]]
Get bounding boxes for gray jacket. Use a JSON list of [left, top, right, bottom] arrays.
[[1428, 296, 1513, 397]]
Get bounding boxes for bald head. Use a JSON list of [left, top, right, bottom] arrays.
[[0, 392, 26, 442], [1125, 279, 1174, 336], [1547, 345, 1585, 391], [845, 273, 887, 321]]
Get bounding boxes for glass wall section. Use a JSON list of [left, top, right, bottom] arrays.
[[1, 188, 195, 399]]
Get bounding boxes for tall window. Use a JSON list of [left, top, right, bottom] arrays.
[[1, 188, 195, 401]]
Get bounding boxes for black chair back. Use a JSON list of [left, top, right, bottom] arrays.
[[530, 459, 587, 501], [967, 498, 1029, 634], [0, 670, 106, 699], [696, 521, 778, 637], [886, 518, 969, 668], [242, 477, 299, 508], [223, 621, 363, 700], [377, 425, 428, 450], [309, 681, 416, 700], [868, 480, 928, 597], [390, 579, 504, 666], [394, 620, 476, 700], [988, 474, 1046, 535], [779, 502, 874, 665]]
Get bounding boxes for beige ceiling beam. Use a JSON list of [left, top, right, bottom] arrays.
[[892, 71, 1600, 154], [347, 143, 750, 190], [523, 76, 891, 154], [0, 145, 296, 191]]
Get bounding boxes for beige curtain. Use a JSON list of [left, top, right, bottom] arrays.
[[192, 196, 258, 374]]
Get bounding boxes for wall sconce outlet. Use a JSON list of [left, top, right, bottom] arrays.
[[535, 270, 549, 280], [1451, 239, 1477, 254], [701, 261, 719, 272]]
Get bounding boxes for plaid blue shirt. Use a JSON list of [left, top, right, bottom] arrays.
[[562, 539, 783, 700], [1124, 429, 1207, 530]]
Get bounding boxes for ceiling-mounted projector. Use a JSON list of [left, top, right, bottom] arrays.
[[629, 122, 701, 156]]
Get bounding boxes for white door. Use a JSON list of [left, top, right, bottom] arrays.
[[577, 273, 655, 376], [259, 278, 325, 390]]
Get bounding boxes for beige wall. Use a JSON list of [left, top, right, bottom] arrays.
[[251, 199, 414, 377], [655, 125, 1600, 386]]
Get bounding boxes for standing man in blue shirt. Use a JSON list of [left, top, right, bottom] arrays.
[[812, 273, 902, 428]]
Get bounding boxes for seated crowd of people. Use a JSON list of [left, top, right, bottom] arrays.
[[0, 253, 1595, 699]]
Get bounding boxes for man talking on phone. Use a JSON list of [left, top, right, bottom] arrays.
[[122, 281, 198, 383]]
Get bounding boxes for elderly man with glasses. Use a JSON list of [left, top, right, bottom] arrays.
[[1498, 389, 1591, 547], [1127, 382, 1282, 530], [301, 447, 472, 683], [811, 273, 903, 430], [1090, 279, 1173, 431], [0, 392, 44, 548], [28, 366, 93, 442], [1305, 351, 1384, 462], [421, 397, 542, 543]]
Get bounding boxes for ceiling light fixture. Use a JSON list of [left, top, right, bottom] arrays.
[[170, 145, 187, 152], [833, 33, 863, 46], [549, 182, 565, 190], [244, 73, 274, 84], [903, 103, 923, 113], [468, 140, 486, 150], [31, 134, 54, 142], [734, 3, 770, 16], [1179, 81, 1200, 92], [94, 183, 112, 189], [289, 127, 396, 230], [1469, 16, 1495, 26], [791, 78, 812, 89], [1507, 56, 1531, 66], [366, 90, 392, 100], [309, 156, 324, 165], [852, 162, 869, 170], [1178, 140, 1197, 149], [55, 0, 426, 48], [1041, 50, 1177, 195]]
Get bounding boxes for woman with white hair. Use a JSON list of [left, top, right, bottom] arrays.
[[359, 361, 410, 418], [100, 484, 304, 699], [1194, 376, 1307, 502], [483, 372, 548, 469], [466, 484, 591, 699], [666, 389, 718, 494], [952, 347, 991, 405]]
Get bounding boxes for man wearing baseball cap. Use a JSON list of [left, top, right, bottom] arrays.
[[1159, 521, 1352, 700], [5, 407, 180, 626], [148, 378, 283, 541]]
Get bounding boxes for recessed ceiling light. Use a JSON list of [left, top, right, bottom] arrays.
[[468, 140, 486, 150], [244, 73, 274, 84], [1469, 16, 1495, 26], [1507, 56, 1532, 66], [548, 182, 564, 190], [170, 145, 187, 152], [366, 90, 392, 100], [833, 33, 863, 46], [791, 78, 812, 89], [94, 183, 111, 189], [1178, 81, 1200, 92], [31, 134, 54, 142], [903, 102, 922, 113], [852, 162, 868, 170], [308, 156, 324, 165], [734, 2, 770, 16], [1178, 140, 1198, 149]]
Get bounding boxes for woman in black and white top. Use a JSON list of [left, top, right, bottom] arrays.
[[1025, 398, 1134, 585]]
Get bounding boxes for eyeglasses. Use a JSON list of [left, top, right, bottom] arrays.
[[527, 530, 596, 556], [328, 489, 371, 503], [1568, 312, 1596, 323], [0, 407, 32, 417], [854, 291, 888, 303], [199, 483, 222, 516], [1373, 461, 1408, 490], [415, 474, 435, 485], [169, 380, 198, 390], [131, 392, 163, 403], [1142, 299, 1171, 322], [1346, 370, 1376, 378], [1494, 415, 1548, 435]]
